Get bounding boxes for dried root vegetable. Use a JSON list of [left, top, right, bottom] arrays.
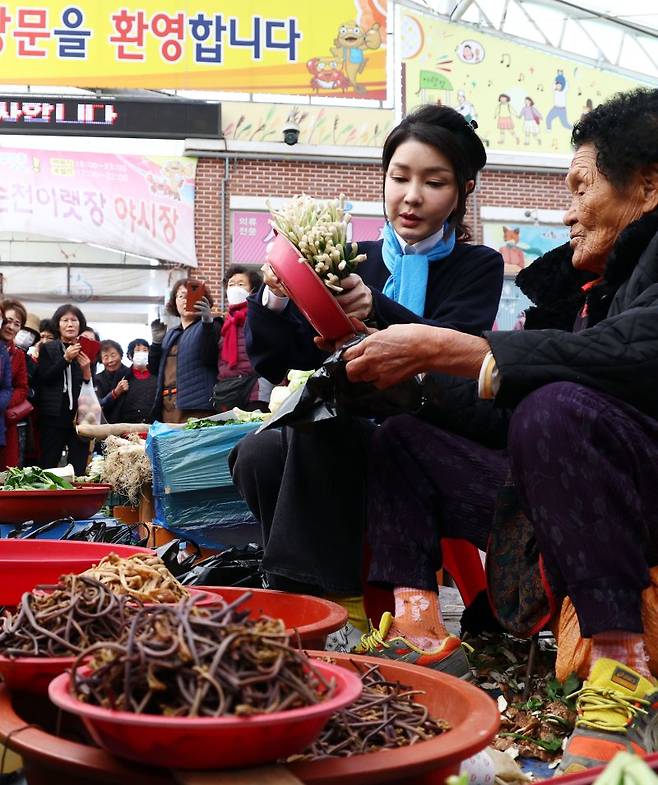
[[0, 575, 134, 657], [288, 661, 449, 760], [101, 434, 152, 505], [72, 595, 334, 718], [83, 552, 189, 603]]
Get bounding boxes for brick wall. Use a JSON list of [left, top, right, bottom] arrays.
[[194, 157, 570, 296]]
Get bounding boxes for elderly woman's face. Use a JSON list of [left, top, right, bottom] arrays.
[[564, 143, 650, 274]]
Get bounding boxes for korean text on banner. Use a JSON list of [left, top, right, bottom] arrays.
[[0, 2, 387, 100], [0, 149, 197, 266]]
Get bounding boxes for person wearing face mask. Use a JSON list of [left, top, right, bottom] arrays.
[[0, 298, 31, 470], [94, 340, 130, 423], [214, 265, 269, 412], [106, 339, 158, 424], [35, 304, 92, 474]]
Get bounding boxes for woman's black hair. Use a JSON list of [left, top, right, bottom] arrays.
[[127, 338, 149, 360], [223, 263, 262, 292], [100, 339, 123, 358], [571, 87, 658, 189], [50, 304, 87, 338], [39, 318, 55, 334], [381, 104, 487, 241], [166, 279, 215, 316]]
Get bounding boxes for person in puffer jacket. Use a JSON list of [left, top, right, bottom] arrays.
[[346, 87, 658, 774], [149, 280, 221, 423]]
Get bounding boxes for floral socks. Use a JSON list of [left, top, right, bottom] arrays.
[[388, 587, 448, 651]]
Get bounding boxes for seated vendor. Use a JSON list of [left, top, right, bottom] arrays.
[[344, 87, 658, 773]]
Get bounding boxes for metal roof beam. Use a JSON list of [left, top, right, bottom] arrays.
[[449, 0, 476, 21], [514, 0, 553, 46]]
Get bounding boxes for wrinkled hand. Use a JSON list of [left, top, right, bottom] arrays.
[[344, 325, 490, 389], [150, 319, 167, 344], [64, 343, 81, 363], [77, 351, 92, 381], [335, 274, 373, 320], [194, 296, 213, 323], [343, 324, 438, 389], [261, 263, 288, 298], [114, 378, 129, 397]]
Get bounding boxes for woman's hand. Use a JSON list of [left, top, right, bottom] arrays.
[[194, 296, 213, 323], [114, 378, 129, 397], [343, 325, 490, 389], [64, 343, 81, 363], [260, 263, 288, 298], [77, 351, 92, 381], [150, 319, 167, 344], [335, 275, 373, 320]]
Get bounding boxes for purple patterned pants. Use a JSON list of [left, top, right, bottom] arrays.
[[368, 382, 658, 636]]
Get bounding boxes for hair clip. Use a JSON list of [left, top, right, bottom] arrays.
[[469, 119, 479, 130]]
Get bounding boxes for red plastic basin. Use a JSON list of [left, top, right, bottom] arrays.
[[49, 660, 363, 770], [268, 232, 355, 341], [0, 540, 153, 605], [288, 651, 501, 785], [0, 655, 75, 695], [0, 483, 112, 525], [194, 586, 347, 648]]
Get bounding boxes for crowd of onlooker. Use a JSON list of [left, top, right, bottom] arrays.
[[0, 264, 270, 474]]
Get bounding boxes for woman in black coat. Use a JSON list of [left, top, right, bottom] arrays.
[[36, 304, 92, 475], [347, 88, 658, 770], [230, 105, 504, 631]]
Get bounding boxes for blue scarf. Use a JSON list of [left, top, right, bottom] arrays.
[[382, 222, 456, 317]]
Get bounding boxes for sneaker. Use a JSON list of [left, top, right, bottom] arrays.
[[354, 611, 472, 678], [556, 658, 654, 776], [324, 621, 363, 653]]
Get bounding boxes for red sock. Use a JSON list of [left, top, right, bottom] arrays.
[[388, 587, 448, 651], [591, 632, 652, 678]]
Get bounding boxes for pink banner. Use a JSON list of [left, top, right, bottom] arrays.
[[232, 210, 385, 263], [232, 211, 273, 263], [0, 148, 197, 266]]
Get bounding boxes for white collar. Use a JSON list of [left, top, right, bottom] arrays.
[[393, 225, 446, 255]]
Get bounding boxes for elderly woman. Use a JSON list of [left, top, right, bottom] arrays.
[[345, 87, 658, 771]]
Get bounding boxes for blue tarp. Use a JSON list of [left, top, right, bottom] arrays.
[[146, 421, 259, 546]]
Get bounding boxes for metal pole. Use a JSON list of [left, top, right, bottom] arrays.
[[219, 156, 230, 311]]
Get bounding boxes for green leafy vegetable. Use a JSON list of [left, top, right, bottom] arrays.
[[2, 466, 75, 491]]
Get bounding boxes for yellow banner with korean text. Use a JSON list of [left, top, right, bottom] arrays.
[[0, 1, 387, 99]]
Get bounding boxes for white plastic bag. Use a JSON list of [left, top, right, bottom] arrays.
[[76, 380, 104, 430]]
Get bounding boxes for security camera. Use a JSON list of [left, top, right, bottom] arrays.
[[282, 122, 300, 146]]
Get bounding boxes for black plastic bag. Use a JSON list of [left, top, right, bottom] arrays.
[[261, 333, 425, 431], [7, 516, 148, 547], [179, 544, 264, 588], [153, 538, 202, 578]]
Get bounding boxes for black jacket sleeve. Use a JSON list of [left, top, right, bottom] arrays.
[[37, 341, 68, 383], [148, 342, 163, 376], [198, 320, 221, 369], [245, 289, 325, 384], [487, 284, 658, 418]]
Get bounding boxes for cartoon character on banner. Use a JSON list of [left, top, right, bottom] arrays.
[[456, 40, 485, 64], [518, 96, 543, 146], [499, 226, 527, 276], [146, 160, 191, 201], [495, 93, 520, 146], [331, 21, 382, 92], [306, 57, 351, 93], [546, 69, 570, 130], [456, 89, 478, 125]]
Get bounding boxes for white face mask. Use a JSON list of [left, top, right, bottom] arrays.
[[226, 285, 250, 305], [132, 350, 149, 367]]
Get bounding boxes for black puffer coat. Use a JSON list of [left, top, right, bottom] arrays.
[[419, 208, 658, 446]]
